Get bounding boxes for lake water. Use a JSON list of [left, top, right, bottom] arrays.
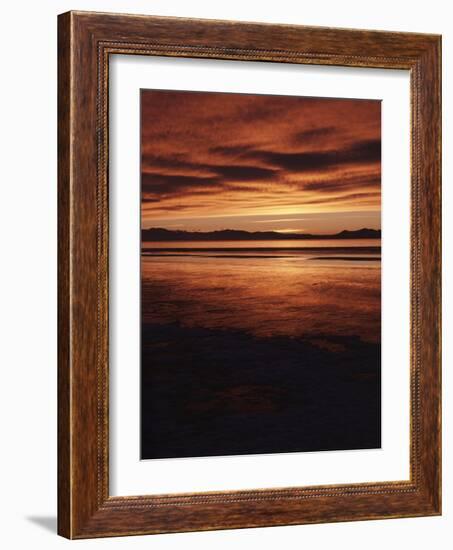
[[140, 239, 381, 459], [141, 239, 381, 344]]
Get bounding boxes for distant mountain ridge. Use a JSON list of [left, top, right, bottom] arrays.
[[142, 227, 381, 242]]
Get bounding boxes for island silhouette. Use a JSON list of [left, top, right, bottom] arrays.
[[142, 227, 381, 242]]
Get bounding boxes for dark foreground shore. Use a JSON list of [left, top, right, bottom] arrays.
[[141, 323, 381, 460]]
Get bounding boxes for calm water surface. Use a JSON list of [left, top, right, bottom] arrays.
[[141, 239, 381, 458], [141, 239, 381, 345]]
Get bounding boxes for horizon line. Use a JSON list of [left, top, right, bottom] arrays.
[[142, 227, 381, 240]]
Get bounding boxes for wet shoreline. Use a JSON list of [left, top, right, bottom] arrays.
[[141, 323, 381, 460]]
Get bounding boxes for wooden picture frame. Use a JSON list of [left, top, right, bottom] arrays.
[[58, 10, 441, 539]]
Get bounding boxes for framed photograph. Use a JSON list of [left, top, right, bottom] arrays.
[[58, 11, 441, 539]]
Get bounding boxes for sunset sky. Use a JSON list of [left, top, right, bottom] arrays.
[[141, 90, 381, 234]]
